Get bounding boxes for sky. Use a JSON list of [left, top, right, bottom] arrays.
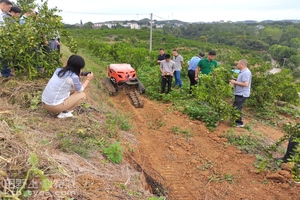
[[24, 0, 300, 24]]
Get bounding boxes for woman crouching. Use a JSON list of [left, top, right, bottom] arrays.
[[42, 55, 93, 118]]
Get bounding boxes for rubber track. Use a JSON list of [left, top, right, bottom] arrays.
[[128, 90, 144, 108], [137, 79, 146, 94], [101, 77, 117, 95]]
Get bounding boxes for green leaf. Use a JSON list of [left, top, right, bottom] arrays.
[[23, 190, 32, 197], [41, 178, 53, 191], [27, 153, 38, 166]]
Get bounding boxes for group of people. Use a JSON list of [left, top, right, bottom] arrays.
[[157, 48, 251, 128], [0, 0, 61, 77], [157, 48, 184, 91], [158, 48, 300, 163]]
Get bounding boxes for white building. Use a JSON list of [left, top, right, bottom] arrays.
[[130, 22, 140, 29]]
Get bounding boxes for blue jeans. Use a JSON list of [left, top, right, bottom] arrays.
[[174, 70, 182, 87]]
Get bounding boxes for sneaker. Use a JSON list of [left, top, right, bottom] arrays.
[[236, 123, 244, 128], [57, 111, 74, 118]]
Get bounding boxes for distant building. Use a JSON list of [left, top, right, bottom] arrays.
[[122, 23, 130, 28], [94, 22, 102, 27], [255, 25, 265, 30], [130, 22, 139, 29], [93, 22, 117, 28]]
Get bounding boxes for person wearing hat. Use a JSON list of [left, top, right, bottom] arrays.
[[187, 52, 205, 94]]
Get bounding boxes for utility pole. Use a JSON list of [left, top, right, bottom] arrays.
[[150, 13, 153, 52]]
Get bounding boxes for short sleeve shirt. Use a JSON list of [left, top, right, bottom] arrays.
[[197, 58, 218, 75], [234, 68, 252, 97], [160, 60, 175, 75], [173, 55, 184, 71], [188, 56, 201, 71], [42, 68, 84, 105]]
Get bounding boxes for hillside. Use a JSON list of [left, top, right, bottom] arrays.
[[0, 44, 300, 200]]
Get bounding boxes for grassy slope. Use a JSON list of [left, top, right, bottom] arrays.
[[0, 45, 155, 199]]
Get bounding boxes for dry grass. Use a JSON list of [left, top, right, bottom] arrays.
[[0, 64, 153, 199]]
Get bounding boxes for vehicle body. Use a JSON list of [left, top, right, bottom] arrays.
[[102, 63, 145, 108]]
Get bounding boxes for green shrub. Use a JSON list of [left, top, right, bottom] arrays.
[[103, 142, 123, 164]]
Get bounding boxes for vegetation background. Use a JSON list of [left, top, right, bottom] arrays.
[[1, 1, 300, 199]]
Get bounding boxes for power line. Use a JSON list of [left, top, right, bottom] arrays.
[[153, 14, 165, 20], [62, 11, 150, 16], [61, 11, 167, 20]]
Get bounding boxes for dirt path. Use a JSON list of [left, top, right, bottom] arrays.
[[109, 89, 300, 200]]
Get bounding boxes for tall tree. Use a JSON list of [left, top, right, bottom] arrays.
[[0, 0, 77, 79]]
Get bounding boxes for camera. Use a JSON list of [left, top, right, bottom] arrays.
[[81, 71, 91, 76]]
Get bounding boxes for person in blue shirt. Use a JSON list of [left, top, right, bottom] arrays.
[[230, 59, 252, 127], [42, 55, 94, 118], [187, 53, 205, 94]]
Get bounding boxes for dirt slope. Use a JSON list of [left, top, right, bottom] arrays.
[[110, 89, 300, 200]]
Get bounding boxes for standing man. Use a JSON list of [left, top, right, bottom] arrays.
[[157, 48, 165, 64], [160, 54, 175, 94], [195, 50, 218, 79], [172, 49, 184, 87], [187, 52, 205, 94], [0, 0, 12, 26], [230, 59, 252, 127]]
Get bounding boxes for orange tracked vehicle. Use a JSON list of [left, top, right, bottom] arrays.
[[101, 64, 145, 108]]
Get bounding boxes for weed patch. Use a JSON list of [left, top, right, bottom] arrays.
[[103, 142, 123, 164]]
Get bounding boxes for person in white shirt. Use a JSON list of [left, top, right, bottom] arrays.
[[42, 55, 94, 118], [0, 0, 12, 26]]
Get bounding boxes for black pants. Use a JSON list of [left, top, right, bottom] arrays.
[[233, 95, 247, 125], [161, 75, 172, 94], [188, 70, 198, 94], [283, 137, 299, 162], [57, 38, 61, 53]]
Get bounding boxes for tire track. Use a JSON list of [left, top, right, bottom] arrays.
[[161, 164, 194, 200]]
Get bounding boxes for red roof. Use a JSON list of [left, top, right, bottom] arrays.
[[109, 64, 135, 72]]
